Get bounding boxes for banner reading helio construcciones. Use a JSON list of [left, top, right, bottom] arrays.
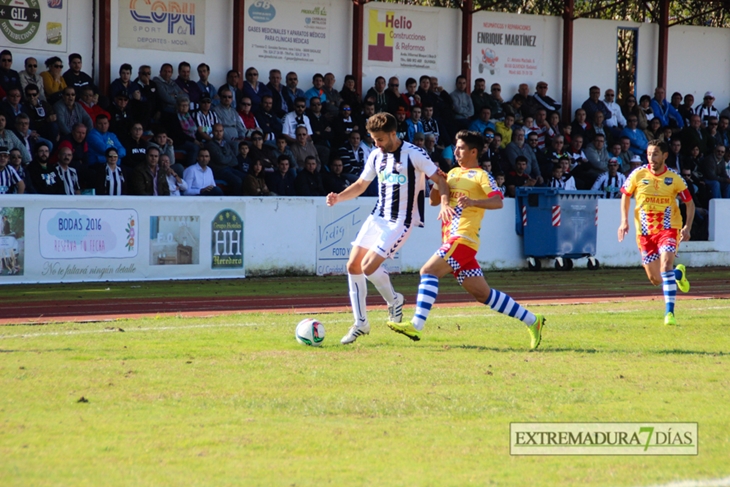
[[0, 0, 68, 52], [118, 0, 206, 54], [245, 0, 330, 65]]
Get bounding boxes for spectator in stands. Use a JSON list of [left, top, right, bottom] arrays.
[[206, 123, 245, 195], [430, 76, 455, 121], [495, 113, 514, 148], [321, 72, 342, 118], [132, 65, 156, 126], [78, 86, 109, 125], [123, 122, 149, 168], [450, 75, 473, 126], [214, 87, 247, 150], [548, 111, 562, 137], [197, 63, 218, 106], [714, 116, 729, 148], [267, 155, 296, 196], [677, 93, 694, 127], [533, 81, 561, 114], [505, 128, 540, 181], [322, 157, 349, 194], [645, 117, 662, 141], [58, 123, 89, 183], [332, 102, 357, 147], [0, 50, 21, 93], [470, 78, 490, 117], [570, 108, 589, 142], [129, 146, 168, 196], [1, 87, 24, 129], [670, 92, 683, 113], [532, 108, 555, 150], [167, 96, 202, 167], [109, 91, 133, 135], [621, 94, 642, 129], [23, 84, 57, 146], [306, 97, 331, 161], [394, 106, 409, 140], [609, 140, 628, 173], [236, 140, 251, 174], [603, 89, 626, 132], [650, 87, 683, 128], [681, 114, 709, 156], [54, 86, 93, 136], [666, 138, 685, 172], [148, 127, 181, 177], [224, 70, 243, 105], [40, 56, 67, 103], [411, 132, 425, 149], [175, 62, 203, 109], [384, 76, 406, 115], [110, 63, 140, 101], [401, 77, 421, 111], [704, 117, 720, 154], [340, 75, 361, 114], [620, 115, 648, 156], [28, 142, 60, 194], [424, 133, 448, 172], [282, 71, 304, 111], [19, 57, 45, 101], [545, 134, 566, 168], [266, 69, 287, 117], [338, 130, 365, 183], [242, 66, 271, 110], [63, 54, 95, 96], [694, 91, 719, 127], [586, 110, 610, 146], [183, 148, 223, 196], [248, 130, 275, 170], [585, 133, 610, 173], [290, 126, 320, 170], [242, 158, 270, 196], [469, 106, 496, 136], [365, 76, 388, 114], [0, 113, 29, 164], [700, 144, 730, 199], [295, 155, 326, 196], [282, 97, 312, 145], [581, 86, 611, 126], [271, 134, 295, 165], [193, 96, 220, 143], [525, 131, 549, 181], [160, 153, 187, 196], [237, 95, 259, 134], [154, 63, 183, 115], [505, 155, 536, 197], [0, 146, 24, 194], [254, 95, 282, 143], [568, 134, 589, 167], [95, 147, 126, 195], [421, 104, 442, 145], [8, 147, 32, 193], [13, 113, 52, 157], [88, 114, 126, 167], [303, 73, 326, 108], [405, 106, 424, 143], [518, 83, 537, 118]]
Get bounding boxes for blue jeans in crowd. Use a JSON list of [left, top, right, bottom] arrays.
[[704, 179, 730, 199]]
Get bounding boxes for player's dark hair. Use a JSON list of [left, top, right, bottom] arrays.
[[456, 130, 485, 154], [366, 112, 397, 134], [515, 155, 528, 164], [647, 139, 669, 154]]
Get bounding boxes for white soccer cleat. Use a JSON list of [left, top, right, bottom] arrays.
[[341, 321, 371, 344], [388, 293, 405, 323]]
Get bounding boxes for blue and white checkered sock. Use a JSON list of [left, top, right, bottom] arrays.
[[412, 274, 439, 331], [662, 271, 676, 314], [485, 288, 536, 326]]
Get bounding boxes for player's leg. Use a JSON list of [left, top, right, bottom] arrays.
[[462, 275, 546, 350], [363, 222, 412, 322], [343, 245, 371, 341]]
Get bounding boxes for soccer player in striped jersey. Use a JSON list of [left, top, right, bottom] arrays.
[[619, 139, 693, 326], [0, 146, 25, 194], [55, 146, 81, 195], [387, 130, 546, 349], [326, 112, 452, 344]]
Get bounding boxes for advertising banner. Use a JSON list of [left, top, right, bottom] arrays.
[[0, 0, 68, 52], [316, 203, 401, 276], [0, 207, 24, 276], [471, 12, 545, 84], [245, 0, 330, 65], [364, 3, 439, 70], [118, 0, 206, 54]]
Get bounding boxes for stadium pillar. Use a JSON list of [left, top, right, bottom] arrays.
[[99, 0, 111, 97], [561, 0, 574, 124], [657, 0, 669, 90], [352, 1, 365, 96], [461, 0, 473, 92], [233, 0, 245, 77]]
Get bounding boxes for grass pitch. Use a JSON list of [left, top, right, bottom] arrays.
[[1, 299, 729, 487]]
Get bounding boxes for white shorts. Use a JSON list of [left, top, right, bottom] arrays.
[[352, 215, 412, 259]]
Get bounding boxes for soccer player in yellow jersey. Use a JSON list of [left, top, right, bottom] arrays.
[[388, 130, 546, 349], [619, 139, 694, 326]]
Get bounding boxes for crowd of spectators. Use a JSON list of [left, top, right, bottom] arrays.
[[0, 47, 728, 232]]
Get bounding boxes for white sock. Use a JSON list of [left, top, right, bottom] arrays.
[[366, 266, 397, 305], [348, 273, 368, 325]]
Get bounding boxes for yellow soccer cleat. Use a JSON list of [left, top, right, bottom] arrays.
[[675, 264, 690, 293], [387, 321, 421, 341], [664, 312, 677, 326], [527, 314, 546, 350]]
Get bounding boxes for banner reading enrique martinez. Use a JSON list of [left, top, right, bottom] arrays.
[[118, 0, 205, 54], [510, 422, 698, 456]]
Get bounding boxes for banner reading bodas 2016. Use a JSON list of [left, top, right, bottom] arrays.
[[118, 0, 206, 54]]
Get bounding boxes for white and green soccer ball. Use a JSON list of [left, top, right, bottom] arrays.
[[295, 318, 325, 347]]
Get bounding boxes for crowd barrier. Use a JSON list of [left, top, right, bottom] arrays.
[[0, 195, 728, 284]]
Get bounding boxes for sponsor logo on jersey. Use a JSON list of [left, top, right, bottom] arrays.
[[378, 172, 407, 185], [664, 177, 673, 186], [467, 170, 476, 178], [641, 179, 650, 185]]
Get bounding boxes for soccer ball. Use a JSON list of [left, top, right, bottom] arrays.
[[295, 318, 325, 347]]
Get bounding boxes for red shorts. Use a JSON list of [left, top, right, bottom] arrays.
[[639, 229, 679, 265], [436, 237, 483, 285]]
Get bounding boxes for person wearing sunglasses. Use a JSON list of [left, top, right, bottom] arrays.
[[242, 66, 271, 111], [0, 50, 20, 95], [23, 84, 58, 144], [41, 56, 67, 104], [19, 57, 46, 101], [694, 91, 719, 127]]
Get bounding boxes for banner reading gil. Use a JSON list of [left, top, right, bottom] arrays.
[[39, 208, 139, 259], [0, 0, 68, 52], [118, 0, 206, 54]]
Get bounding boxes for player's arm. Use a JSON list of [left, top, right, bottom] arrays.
[[326, 177, 371, 206], [678, 186, 694, 243], [618, 192, 631, 242], [429, 169, 448, 206], [429, 170, 455, 221], [457, 193, 503, 210]]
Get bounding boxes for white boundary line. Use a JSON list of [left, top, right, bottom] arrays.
[[638, 476, 730, 487]]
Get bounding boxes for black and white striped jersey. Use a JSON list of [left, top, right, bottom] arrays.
[[361, 141, 438, 228], [55, 165, 80, 195], [591, 172, 626, 199], [103, 165, 125, 196], [0, 165, 21, 194]]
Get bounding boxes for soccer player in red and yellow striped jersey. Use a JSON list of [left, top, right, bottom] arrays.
[[619, 139, 694, 325]]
